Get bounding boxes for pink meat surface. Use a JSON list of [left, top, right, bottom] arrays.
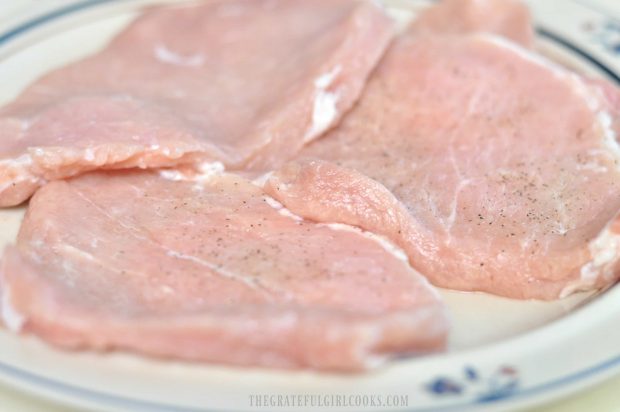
[[413, 0, 533, 47], [0, 170, 447, 371], [285, 32, 620, 300], [0, 0, 395, 207]]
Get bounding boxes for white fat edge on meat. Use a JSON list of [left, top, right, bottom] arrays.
[[560, 223, 620, 298], [147, 144, 190, 158], [481, 33, 620, 168], [563, 81, 619, 171], [191, 162, 226, 190], [0, 153, 33, 168], [318, 223, 409, 263], [305, 65, 342, 142], [0, 154, 40, 193], [255, 181, 437, 295], [84, 148, 95, 161], [148, 144, 169, 157], [158, 161, 225, 187], [316, 223, 445, 302], [1, 285, 25, 332], [32, 148, 45, 156], [158, 169, 186, 182], [262, 195, 303, 222], [153, 43, 205, 67], [259, 189, 414, 267], [250, 175, 303, 221], [597, 111, 620, 168], [251, 171, 273, 187]]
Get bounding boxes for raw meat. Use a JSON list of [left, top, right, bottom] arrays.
[[284, 33, 620, 300], [413, 0, 533, 47], [0, 170, 447, 371], [0, 0, 394, 206]]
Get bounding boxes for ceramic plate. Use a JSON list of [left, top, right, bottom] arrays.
[[0, 1, 619, 411]]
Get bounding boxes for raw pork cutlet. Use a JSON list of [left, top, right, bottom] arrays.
[[413, 0, 533, 47], [0, 170, 447, 372], [0, 0, 395, 207], [275, 33, 620, 300]]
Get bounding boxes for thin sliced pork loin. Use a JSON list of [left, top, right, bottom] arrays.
[[0, 0, 395, 206], [0, 170, 447, 371], [289, 32, 620, 300]]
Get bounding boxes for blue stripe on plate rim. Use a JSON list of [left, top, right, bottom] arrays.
[[0, 1, 618, 411], [0, 352, 616, 412]]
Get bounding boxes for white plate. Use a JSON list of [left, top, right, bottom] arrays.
[[0, 1, 619, 411]]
